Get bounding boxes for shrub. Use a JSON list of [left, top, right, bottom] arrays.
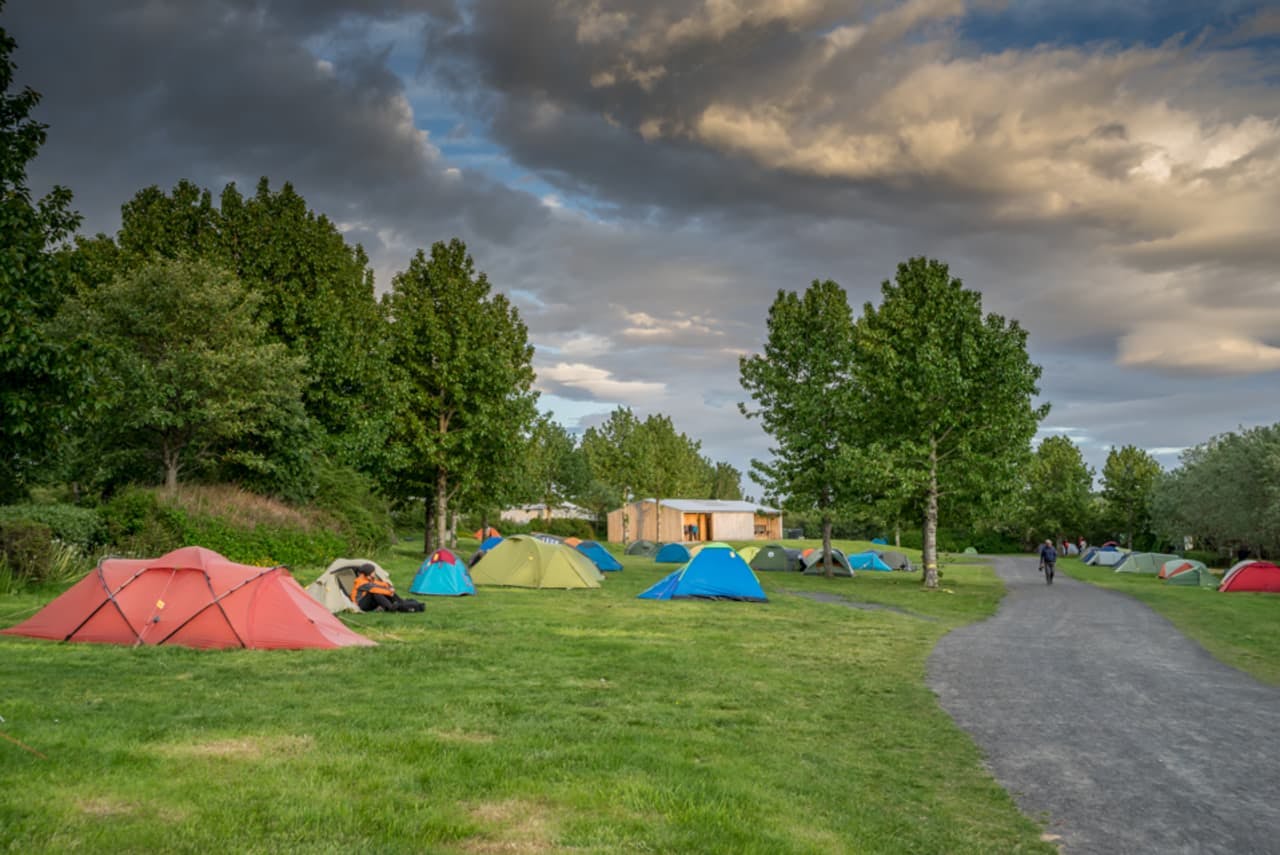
[[100, 488, 185, 556], [0, 503, 106, 550], [0, 519, 55, 584], [308, 460, 394, 550]]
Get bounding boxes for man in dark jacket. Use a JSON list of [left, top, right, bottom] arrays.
[[1038, 539, 1057, 584]]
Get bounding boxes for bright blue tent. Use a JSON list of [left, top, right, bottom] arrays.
[[410, 548, 475, 596], [654, 542, 695, 563], [479, 535, 503, 552], [871, 537, 887, 545], [638, 546, 767, 602], [577, 541, 623, 572], [847, 550, 892, 571]]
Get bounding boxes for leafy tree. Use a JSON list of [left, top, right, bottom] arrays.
[[1023, 436, 1094, 543], [1100, 445, 1162, 548], [516, 413, 591, 519], [65, 178, 392, 474], [383, 239, 537, 553], [740, 280, 858, 575], [850, 258, 1044, 588], [1151, 426, 1280, 558], [636, 413, 707, 542], [705, 460, 744, 500], [54, 259, 307, 491], [0, 12, 81, 501], [581, 407, 653, 543]]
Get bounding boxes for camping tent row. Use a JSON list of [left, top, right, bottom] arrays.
[[3, 546, 375, 650]]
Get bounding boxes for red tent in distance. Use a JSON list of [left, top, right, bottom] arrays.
[[1, 546, 375, 649]]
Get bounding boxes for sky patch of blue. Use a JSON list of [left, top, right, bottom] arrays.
[[960, 0, 1272, 52]]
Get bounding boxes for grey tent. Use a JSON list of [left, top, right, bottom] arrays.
[[750, 544, 802, 572], [877, 549, 913, 571], [802, 548, 854, 577], [1114, 552, 1180, 574], [625, 540, 659, 557], [306, 558, 393, 614]]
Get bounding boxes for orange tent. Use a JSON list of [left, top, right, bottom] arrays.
[[473, 526, 501, 539], [1, 546, 375, 650], [563, 536, 582, 547]]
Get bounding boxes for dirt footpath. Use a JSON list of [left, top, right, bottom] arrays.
[[928, 556, 1280, 854]]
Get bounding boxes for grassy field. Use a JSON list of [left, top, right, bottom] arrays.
[[1061, 557, 1280, 685], [0, 540, 1054, 854]]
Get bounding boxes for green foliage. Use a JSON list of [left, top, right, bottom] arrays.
[[383, 239, 539, 551], [1101, 444, 1163, 548], [521, 414, 592, 510], [100, 488, 186, 556], [850, 258, 1045, 582], [581, 407, 651, 524], [308, 458, 394, 550], [0, 14, 82, 501], [1021, 435, 1095, 540], [0, 503, 104, 549], [0, 518, 53, 583], [53, 258, 309, 491], [739, 280, 858, 530], [1151, 425, 1280, 559]]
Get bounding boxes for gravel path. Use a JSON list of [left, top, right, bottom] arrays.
[[927, 556, 1280, 854]]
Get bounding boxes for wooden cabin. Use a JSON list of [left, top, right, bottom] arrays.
[[606, 499, 782, 544]]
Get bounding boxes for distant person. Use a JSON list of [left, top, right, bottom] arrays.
[[690, 523, 700, 541], [351, 564, 423, 613], [1038, 539, 1057, 584]]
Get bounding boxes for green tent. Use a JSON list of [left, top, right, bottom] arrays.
[[471, 535, 603, 589], [737, 546, 760, 564], [750, 544, 801, 572], [1165, 560, 1217, 587], [624, 540, 659, 557], [962, 546, 978, 555], [1114, 552, 1180, 574], [802, 548, 854, 577]]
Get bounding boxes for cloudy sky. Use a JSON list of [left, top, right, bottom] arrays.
[[10, 1, 1280, 494]]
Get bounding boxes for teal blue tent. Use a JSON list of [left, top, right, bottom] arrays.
[[639, 546, 766, 602], [577, 541, 623, 572], [847, 550, 892, 571], [410, 548, 475, 596], [655, 542, 695, 563]]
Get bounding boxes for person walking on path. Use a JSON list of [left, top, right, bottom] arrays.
[[1038, 539, 1057, 584]]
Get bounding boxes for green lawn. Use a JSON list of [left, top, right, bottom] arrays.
[[0, 541, 1054, 854], [1061, 557, 1280, 685]]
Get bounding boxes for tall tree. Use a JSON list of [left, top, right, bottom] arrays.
[[850, 258, 1044, 588], [637, 413, 706, 543], [740, 280, 857, 575], [522, 414, 591, 518], [581, 407, 653, 543], [1100, 445, 1164, 549], [0, 11, 81, 500], [54, 259, 307, 491], [706, 460, 744, 500], [1023, 435, 1095, 543], [383, 239, 537, 553]]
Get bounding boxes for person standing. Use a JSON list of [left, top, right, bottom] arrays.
[[1038, 539, 1057, 584]]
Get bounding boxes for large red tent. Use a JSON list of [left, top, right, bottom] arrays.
[[1, 546, 375, 649], [1218, 560, 1280, 593]]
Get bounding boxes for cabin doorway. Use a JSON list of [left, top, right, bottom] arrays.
[[682, 513, 711, 542]]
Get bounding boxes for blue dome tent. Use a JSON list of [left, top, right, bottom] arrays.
[[639, 546, 767, 602]]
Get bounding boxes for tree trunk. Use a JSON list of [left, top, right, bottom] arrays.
[[822, 514, 834, 578], [655, 496, 662, 544], [923, 439, 940, 589], [449, 510, 458, 549], [435, 468, 449, 558], [423, 499, 433, 557], [622, 487, 631, 543], [162, 439, 180, 493], [894, 521, 900, 548]]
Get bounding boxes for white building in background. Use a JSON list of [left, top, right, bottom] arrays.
[[500, 503, 595, 525]]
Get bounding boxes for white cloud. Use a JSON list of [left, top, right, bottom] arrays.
[[537, 362, 667, 400]]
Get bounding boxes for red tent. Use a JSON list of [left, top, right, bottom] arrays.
[[1218, 560, 1280, 593], [1, 546, 375, 649]]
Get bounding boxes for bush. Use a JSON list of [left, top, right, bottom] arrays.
[[0, 519, 55, 584], [0, 503, 105, 550], [100, 488, 185, 557], [308, 460, 394, 550]]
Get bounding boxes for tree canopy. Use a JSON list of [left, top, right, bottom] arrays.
[[1100, 445, 1162, 548], [1022, 435, 1095, 542], [850, 258, 1045, 587]]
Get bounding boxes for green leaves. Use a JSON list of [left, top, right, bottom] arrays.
[[1101, 445, 1163, 547]]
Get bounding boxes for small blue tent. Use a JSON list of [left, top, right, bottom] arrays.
[[410, 548, 475, 596], [847, 550, 892, 571], [871, 537, 887, 545], [654, 542, 696, 564], [479, 535, 503, 552], [577, 541, 623, 572], [638, 546, 767, 602]]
